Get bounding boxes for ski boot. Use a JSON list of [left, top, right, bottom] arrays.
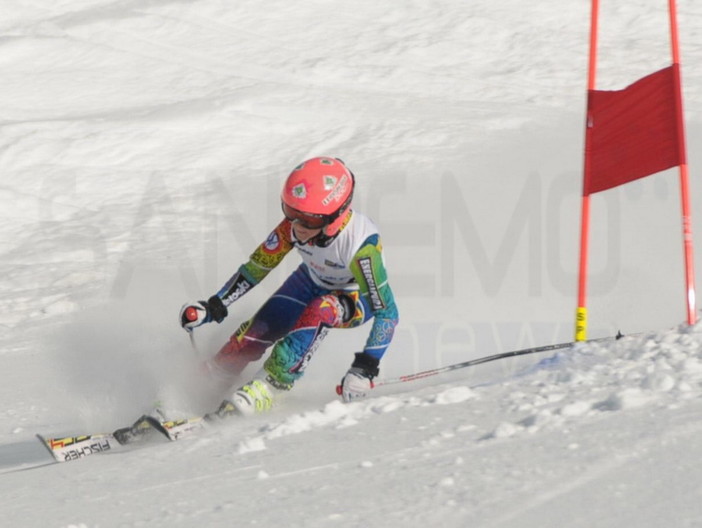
[[209, 370, 292, 419]]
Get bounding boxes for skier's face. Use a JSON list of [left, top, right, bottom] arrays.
[[292, 223, 322, 243]]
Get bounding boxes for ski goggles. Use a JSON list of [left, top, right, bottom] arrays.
[[282, 203, 330, 230]]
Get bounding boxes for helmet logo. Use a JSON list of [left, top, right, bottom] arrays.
[[263, 232, 281, 253], [323, 175, 337, 191], [291, 183, 307, 199], [322, 174, 349, 206]]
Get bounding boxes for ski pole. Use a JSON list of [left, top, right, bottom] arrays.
[[373, 333, 623, 388], [187, 329, 202, 356]]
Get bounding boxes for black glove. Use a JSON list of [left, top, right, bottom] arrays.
[[179, 295, 228, 330]]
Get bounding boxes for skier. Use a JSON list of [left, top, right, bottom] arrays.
[[179, 157, 399, 416]]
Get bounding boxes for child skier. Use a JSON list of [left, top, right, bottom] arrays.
[[179, 157, 399, 416]]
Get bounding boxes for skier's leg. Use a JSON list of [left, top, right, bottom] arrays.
[[227, 294, 345, 415], [265, 294, 346, 384], [208, 266, 317, 380]]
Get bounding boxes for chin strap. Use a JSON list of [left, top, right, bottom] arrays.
[[312, 232, 337, 247], [291, 228, 337, 248]]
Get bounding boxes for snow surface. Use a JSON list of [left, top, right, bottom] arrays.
[[2, 0, 702, 526]]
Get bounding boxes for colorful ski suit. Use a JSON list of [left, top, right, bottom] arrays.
[[212, 210, 399, 387]]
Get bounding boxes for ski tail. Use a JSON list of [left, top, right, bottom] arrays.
[[37, 433, 122, 463]]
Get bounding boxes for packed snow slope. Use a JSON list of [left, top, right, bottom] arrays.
[[2, 0, 702, 526]]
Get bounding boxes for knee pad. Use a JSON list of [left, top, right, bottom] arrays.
[[337, 293, 355, 323], [335, 290, 365, 328]]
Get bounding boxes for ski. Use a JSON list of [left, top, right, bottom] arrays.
[[144, 399, 241, 441], [37, 414, 200, 463], [37, 399, 241, 464], [144, 415, 208, 441]]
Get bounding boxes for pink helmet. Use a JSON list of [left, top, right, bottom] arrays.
[[281, 157, 354, 238]]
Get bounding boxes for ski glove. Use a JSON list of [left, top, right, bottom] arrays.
[[179, 295, 228, 331], [337, 352, 380, 403]]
